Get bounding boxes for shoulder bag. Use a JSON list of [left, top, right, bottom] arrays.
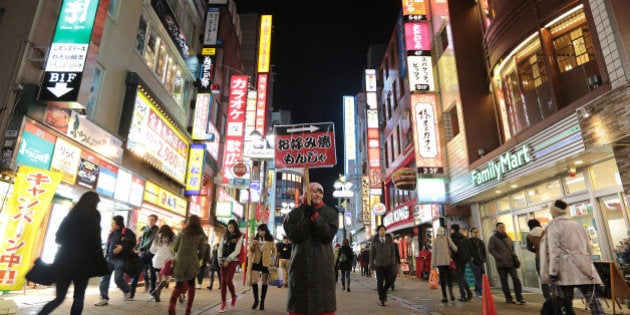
[[499, 238, 520, 269]]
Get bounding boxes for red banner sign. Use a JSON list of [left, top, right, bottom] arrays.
[[273, 123, 336, 169], [221, 75, 249, 185]]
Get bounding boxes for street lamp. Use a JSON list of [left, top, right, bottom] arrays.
[[333, 178, 353, 241]]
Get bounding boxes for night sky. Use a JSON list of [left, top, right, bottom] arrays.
[[236, 0, 401, 205]]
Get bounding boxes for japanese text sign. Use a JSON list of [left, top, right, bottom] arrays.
[[255, 73, 269, 135], [185, 144, 205, 195], [221, 75, 249, 185], [0, 166, 62, 290], [411, 94, 443, 170], [257, 15, 272, 73], [273, 122, 337, 169]]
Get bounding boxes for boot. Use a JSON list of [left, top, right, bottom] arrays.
[[169, 284, 184, 315], [152, 280, 167, 302], [185, 285, 196, 315], [251, 284, 259, 309], [347, 278, 350, 292], [466, 288, 473, 301], [449, 287, 455, 301], [260, 284, 268, 310], [341, 281, 345, 290]]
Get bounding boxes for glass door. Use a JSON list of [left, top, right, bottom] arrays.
[[515, 212, 539, 289], [598, 194, 630, 265]]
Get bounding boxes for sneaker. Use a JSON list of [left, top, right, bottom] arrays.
[[196, 284, 202, 289], [517, 299, 527, 304], [94, 298, 109, 306], [218, 301, 227, 313], [124, 291, 133, 301], [178, 294, 185, 304], [230, 295, 238, 308]]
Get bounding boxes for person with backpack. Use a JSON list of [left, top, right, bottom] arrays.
[[336, 238, 353, 291], [95, 215, 136, 306], [450, 224, 473, 301]]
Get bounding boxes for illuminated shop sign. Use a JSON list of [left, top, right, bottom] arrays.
[[417, 178, 446, 203], [404, 22, 431, 51], [129, 176, 145, 207], [414, 204, 436, 225], [197, 50, 216, 93], [114, 168, 132, 203], [203, 7, 220, 46], [185, 144, 205, 195], [401, 0, 428, 21], [407, 54, 435, 92], [222, 75, 249, 184], [39, 0, 99, 102], [365, 69, 377, 92], [77, 150, 100, 190], [343, 96, 356, 163], [471, 144, 533, 186], [255, 73, 269, 135], [403, 18, 434, 93], [16, 121, 56, 170], [143, 180, 187, 216], [383, 206, 410, 228], [206, 121, 220, 161], [411, 94, 443, 173], [50, 138, 81, 184], [96, 159, 117, 198], [127, 88, 190, 184], [192, 93, 212, 140], [257, 15, 272, 73], [361, 176, 371, 223], [151, 0, 189, 58]]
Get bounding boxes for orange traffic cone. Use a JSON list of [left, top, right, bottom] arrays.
[[482, 274, 497, 315]]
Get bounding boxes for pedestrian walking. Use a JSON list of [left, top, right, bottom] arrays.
[[207, 243, 221, 290], [130, 214, 159, 298], [370, 225, 396, 306], [488, 222, 526, 304], [276, 236, 292, 287], [249, 223, 277, 310], [450, 224, 474, 301], [168, 215, 207, 315], [37, 192, 109, 315], [217, 219, 244, 312], [336, 238, 353, 292], [352, 252, 358, 274], [95, 215, 136, 306], [431, 226, 456, 303], [196, 242, 211, 289], [468, 227, 487, 297], [149, 224, 175, 302], [418, 244, 432, 280], [333, 243, 340, 284], [526, 218, 550, 300], [540, 200, 604, 314], [284, 182, 338, 315], [389, 234, 400, 291]]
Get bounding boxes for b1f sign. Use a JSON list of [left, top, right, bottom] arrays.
[[39, 0, 99, 102]]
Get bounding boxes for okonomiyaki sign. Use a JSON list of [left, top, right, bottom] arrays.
[[471, 145, 532, 186]]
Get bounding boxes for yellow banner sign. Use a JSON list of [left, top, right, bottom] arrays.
[[143, 180, 187, 216], [0, 166, 62, 290]]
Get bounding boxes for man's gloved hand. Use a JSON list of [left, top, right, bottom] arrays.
[[549, 274, 558, 282]]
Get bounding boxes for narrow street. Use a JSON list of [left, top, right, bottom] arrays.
[[10, 272, 604, 315]]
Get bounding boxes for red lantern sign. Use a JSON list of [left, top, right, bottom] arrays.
[[232, 162, 247, 177]]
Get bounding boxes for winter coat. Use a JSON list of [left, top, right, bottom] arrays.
[[209, 249, 220, 271], [526, 226, 544, 257], [52, 208, 109, 281], [469, 237, 487, 266], [150, 235, 174, 269], [539, 215, 602, 285], [370, 234, 396, 268], [336, 245, 353, 271], [284, 202, 337, 314], [105, 228, 136, 260], [431, 227, 457, 268], [276, 242, 292, 260], [249, 239, 277, 267], [488, 232, 516, 268], [172, 232, 207, 281], [218, 233, 243, 262], [451, 232, 472, 263]]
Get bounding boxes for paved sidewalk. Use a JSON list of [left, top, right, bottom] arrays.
[[6, 271, 622, 314]]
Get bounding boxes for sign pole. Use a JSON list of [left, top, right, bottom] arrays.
[[304, 167, 311, 205]]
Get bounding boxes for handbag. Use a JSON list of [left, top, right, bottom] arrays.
[[429, 269, 439, 289], [124, 252, 143, 276], [499, 238, 520, 268], [160, 259, 173, 276], [267, 266, 283, 287], [25, 258, 56, 285]]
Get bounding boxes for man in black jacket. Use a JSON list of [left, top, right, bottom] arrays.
[[95, 215, 136, 306], [130, 214, 158, 297], [450, 224, 473, 301], [469, 227, 487, 297], [276, 236, 292, 287]]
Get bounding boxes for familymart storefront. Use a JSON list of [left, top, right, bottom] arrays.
[[450, 114, 629, 292]]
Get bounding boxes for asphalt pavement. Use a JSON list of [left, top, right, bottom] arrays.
[[4, 270, 620, 314]]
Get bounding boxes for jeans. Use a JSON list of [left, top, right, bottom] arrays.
[[375, 266, 392, 302], [340, 269, 351, 285], [470, 262, 484, 295], [38, 278, 89, 315], [560, 284, 604, 315], [220, 261, 238, 302], [209, 268, 221, 287], [496, 266, 523, 301], [455, 261, 470, 298], [197, 264, 207, 284], [100, 257, 131, 299]]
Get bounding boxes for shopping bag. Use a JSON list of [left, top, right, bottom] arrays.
[[429, 269, 439, 289], [276, 267, 285, 281], [268, 266, 279, 282], [25, 258, 56, 285]]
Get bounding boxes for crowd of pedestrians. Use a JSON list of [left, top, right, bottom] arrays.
[[34, 187, 605, 315]]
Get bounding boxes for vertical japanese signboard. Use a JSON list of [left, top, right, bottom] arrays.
[[402, 0, 434, 93], [203, 6, 220, 46], [185, 144, 205, 195], [411, 94, 443, 174], [257, 15, 272, 73], [0, 166, 62, 290], [255, 73, 269, 136], [365, 69, 382, 194], [273, 123, 336, 169], [343, 96, 356, 174], [39, 0, 100, 102], [192, 93, 212, 140], [221, 75, 249, 185]]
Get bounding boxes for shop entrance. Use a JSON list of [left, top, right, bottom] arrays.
[[512, 207, 550, 292]]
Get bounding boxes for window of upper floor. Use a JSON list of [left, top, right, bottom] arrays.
[[443, 103, 460, 143]]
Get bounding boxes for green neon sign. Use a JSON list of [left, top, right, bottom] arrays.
[[471, 144, 533, 186], [52, 0, 100, 44]]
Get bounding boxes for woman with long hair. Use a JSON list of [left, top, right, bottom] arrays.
[[249, 223, 277, 310], [431, 226, 457, 303], [217, 219, 243, 312], [168, 215, 207, 315], [149, 224, 175, 302], [336, 238, 353, 292], [38, 191, 109, 315]]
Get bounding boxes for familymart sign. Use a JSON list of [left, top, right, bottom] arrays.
[[471, 145, 533, 186]]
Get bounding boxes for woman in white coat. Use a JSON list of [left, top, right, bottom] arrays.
[[431, 226, 457, 303], [540, 200, 603, 314], [149, 224, 175, 302]]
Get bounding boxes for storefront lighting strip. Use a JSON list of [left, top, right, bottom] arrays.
[[494, 32, 538, 77], [544, 4, 583, 28]]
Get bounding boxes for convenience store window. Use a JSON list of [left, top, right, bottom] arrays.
[[590, 159, 621, 190]]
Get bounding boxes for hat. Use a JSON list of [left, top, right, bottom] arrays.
[[550, 200, 568, 218], [309, 182, 324, 193]]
